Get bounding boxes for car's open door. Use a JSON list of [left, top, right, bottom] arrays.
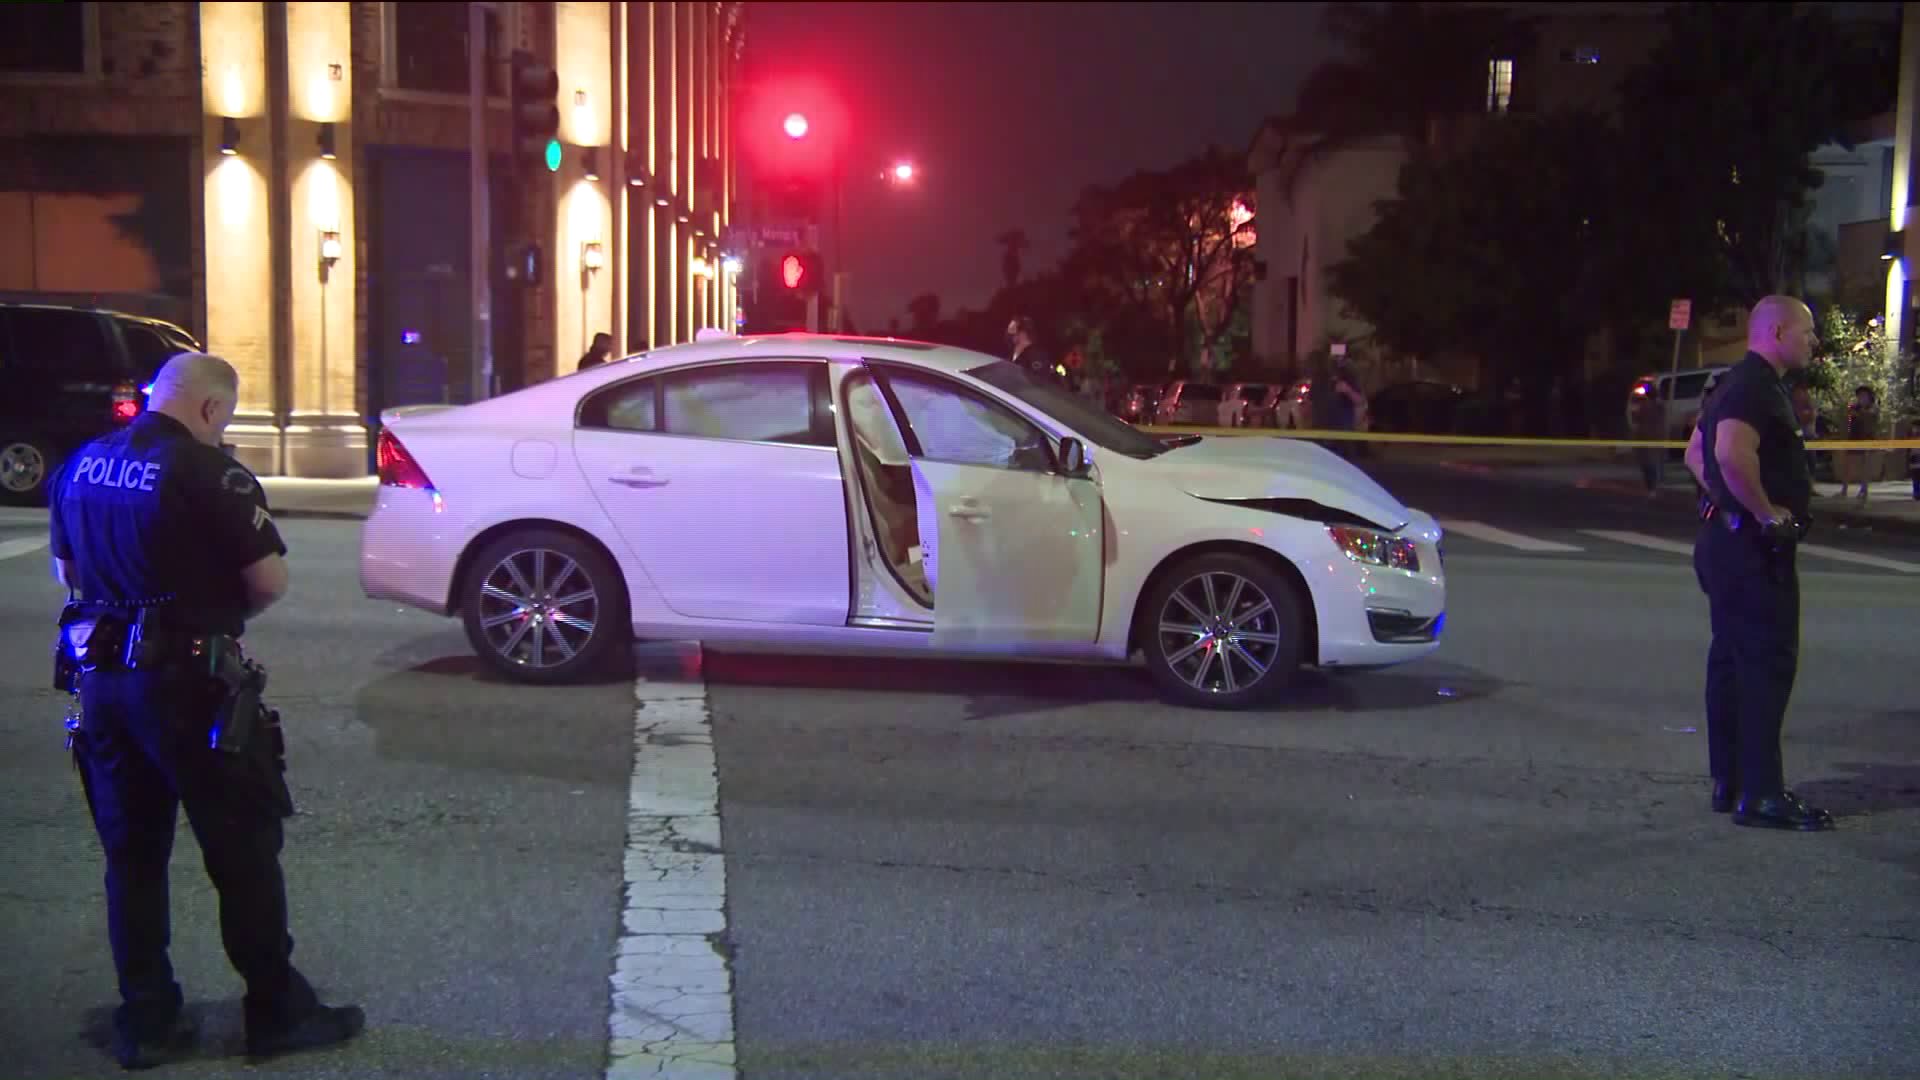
[[911, 459, 1103, 648]]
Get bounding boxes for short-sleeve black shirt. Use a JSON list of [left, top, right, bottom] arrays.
[[1698, 351, 1813, 519], [49, 412, 287, 637]]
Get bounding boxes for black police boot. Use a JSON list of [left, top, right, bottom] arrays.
[[244, 1003, 365, 1060], [1711, 779, 1736, 814], [110, 1007, 198, 1071], [1732, 790, 1836, 831]]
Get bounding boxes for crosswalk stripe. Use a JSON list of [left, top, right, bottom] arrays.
[[1440, 519, 1584, 553], [1797, 544, 1920, 574], [0, 534, 50, 562], [1579, 530, 1696, 556]]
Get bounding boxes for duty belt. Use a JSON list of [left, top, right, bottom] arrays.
[[57, 603, 234, 676]]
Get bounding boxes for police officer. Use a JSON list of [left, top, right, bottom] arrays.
[[1684, 295, 1834, 831], [48, 352, 364, 1067], [1007, 316, 1060, 385]]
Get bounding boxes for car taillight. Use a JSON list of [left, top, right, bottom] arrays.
[[376, 428, 435, 489], [111, 382, 141, 422]]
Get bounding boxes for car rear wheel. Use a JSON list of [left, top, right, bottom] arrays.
[[0, 438, 55, 506], [460, 529, 629, 684], [1140, 553, 1305, 710]]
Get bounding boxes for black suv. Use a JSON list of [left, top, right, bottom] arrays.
[[0, 303, 203, 505]]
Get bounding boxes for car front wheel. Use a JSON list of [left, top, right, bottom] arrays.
[[0, 438, 56, 506], [1141, 552, 1305, 710], [460, 529, 630, 684]]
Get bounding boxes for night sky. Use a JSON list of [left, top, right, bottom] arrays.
[[739, 1, 1332, 334]]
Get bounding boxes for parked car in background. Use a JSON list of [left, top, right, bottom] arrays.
[[1114, 382, 1162, 425], [1627, 366, 1730, 439], [1153, 380, 1225, 425], [0, 302, 202, 505]]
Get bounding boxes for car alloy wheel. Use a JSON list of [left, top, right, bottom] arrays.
[[1143, 552, 1304, 709], [461, 529, 629, 684], [0, 440, 49, 501]]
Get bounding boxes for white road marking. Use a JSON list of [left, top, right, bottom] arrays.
[[608, 641, 737, 1080], [1579, 530, 1697, 556], [1440, 519, 1584, 553], [0, 534, 51, 561], [1797, 544, 1920, 574]]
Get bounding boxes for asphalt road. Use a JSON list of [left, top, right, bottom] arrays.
[[1, 464, 1916, 1080]]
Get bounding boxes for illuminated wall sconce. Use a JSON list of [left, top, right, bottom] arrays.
[[219, 116, 241, 156], [655, 195, 670, 208], [627, 155, 648, 187], [319, 230, 343, 264], [676, 209, 691, 225], [690, 255, 710, 277], [318, 122, 337, 160], [582, 240, 605, 272], [1884, 229, 1904, 261], [580, 147, 601, 182]]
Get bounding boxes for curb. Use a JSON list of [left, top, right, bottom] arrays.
[[1478, 465, 1920, 540]]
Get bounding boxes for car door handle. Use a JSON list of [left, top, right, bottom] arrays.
[[609, 471, 668, 489], [947, 500, 989, 521]]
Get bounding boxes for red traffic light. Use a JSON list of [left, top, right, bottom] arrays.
[[781, 253, 805, 289]]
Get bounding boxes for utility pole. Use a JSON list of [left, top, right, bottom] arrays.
[[469, 3, 494, 402]]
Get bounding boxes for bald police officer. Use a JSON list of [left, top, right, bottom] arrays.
[[49, 352, 363, 1068], [1684, 296, 1835, 832]]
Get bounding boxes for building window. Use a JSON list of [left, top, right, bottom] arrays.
[[388, 1, 505, 97], [0, 1, 91, 77], [1486, 58, 1514, 114]]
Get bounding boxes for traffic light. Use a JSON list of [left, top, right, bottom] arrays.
[[773, 250, 824, 297], [510, 50, 560, 174]]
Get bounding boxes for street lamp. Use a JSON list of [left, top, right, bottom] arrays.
[[783, 112, 809, 140], [890, 161, 914, 183]]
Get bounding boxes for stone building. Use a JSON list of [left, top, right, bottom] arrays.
[[0, 1, 744, 478]]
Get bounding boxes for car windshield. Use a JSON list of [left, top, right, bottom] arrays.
[[967, 361, 1169, 459]]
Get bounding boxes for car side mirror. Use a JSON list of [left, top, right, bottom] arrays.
[[1058, 437, 1090, 478]]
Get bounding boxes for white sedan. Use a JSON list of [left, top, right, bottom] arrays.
[[359, 333, 1446, 709]]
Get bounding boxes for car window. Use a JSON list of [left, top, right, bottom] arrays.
[[882, 368, 1054, 472], [1672, 372, 1712, 400], [970, 361, 1169, 459], [661, 361, 833, 447], [5, 307, 120, 378], [579, 376, 660, 432], [120, 323, 184, 384]]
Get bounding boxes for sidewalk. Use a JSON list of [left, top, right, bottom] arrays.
[[262, 476, 377, 520], [1436, 457, 1920, 538]]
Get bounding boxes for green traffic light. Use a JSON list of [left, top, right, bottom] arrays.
[[544, 138, 562, 173]]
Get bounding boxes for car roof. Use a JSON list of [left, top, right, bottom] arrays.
[[0, 301, 195, 334], [598, 332, 993, 377]]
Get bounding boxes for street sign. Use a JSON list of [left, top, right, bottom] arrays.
[[1669, 299, 1692, 331]]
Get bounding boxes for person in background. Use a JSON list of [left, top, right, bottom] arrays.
[[1629, 386, 1666, 497], [1836, 385, 1878, 503], [1007, 317, 1059, 386], [577, 332, 613, 371]]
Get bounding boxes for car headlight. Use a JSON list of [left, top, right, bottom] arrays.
[[1327, 525, 1420, 573]]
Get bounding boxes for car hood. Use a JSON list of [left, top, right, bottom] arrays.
[[1151, 436, 1412, 531]]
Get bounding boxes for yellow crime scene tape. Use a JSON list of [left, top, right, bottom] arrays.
[[1136, 426, 1920, 452]]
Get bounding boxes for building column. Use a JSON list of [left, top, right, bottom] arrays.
[[199, 1, 281, 474], [654, 1, 676, 347], [556, 1, 612, 373], [281, 0, 364, 477], [676, 0, 694, 342], [1887, 1, 1920, 349]]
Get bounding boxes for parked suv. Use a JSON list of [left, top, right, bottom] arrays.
[[0, 303, 202, 504], [1627, 366, 1731, 439]]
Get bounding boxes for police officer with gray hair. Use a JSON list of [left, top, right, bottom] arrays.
[[48, 352, 363, 1068], [1684, 295, 1834, 832]]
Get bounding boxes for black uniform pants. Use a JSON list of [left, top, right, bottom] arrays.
[[1693, 521, 1801, 798], [73, 666, 317, 1030]]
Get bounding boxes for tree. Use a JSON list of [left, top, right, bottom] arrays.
[[1281, 2, 1538, 202], [906, 292, 941, 336], [995, 229, 1029, 290], [1605, 3, 1897, 324], [1808, 306, 1914, 432], [1327, 109, 1617, 401], [1064, 147, 1256, 374]]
